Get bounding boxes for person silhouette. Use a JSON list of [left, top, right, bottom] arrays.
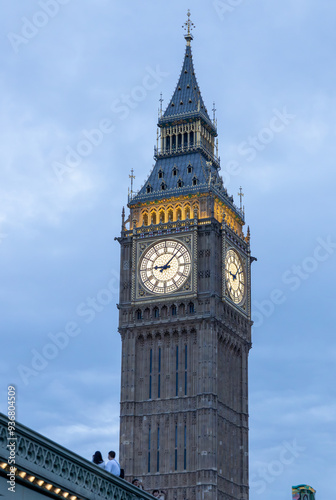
[[92, 451, 105, 469]]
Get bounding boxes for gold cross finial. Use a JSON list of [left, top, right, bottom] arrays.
[[183, 10, 195, 45]]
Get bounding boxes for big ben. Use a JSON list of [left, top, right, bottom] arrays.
[[117, 12, 252, 500]]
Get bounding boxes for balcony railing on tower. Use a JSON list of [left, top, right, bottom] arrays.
[[154, 139, 220, 169]]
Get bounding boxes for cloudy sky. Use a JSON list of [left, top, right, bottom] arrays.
[[1, 1, 335, 498]]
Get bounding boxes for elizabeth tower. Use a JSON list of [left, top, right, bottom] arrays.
[[117, 13, 253, 500]]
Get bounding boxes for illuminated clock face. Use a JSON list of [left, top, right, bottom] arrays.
[[139, 240, 191, 294], [225, 249, 245, 304]]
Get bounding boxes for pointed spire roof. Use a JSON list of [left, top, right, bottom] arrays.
[[158, 12, 216, 135], [128, 12, 244, 223], [161, 43, 210, 121]]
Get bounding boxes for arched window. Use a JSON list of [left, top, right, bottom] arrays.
[[154, 307, 159, 318], [146, 184, 152, 194], [161, 305, 167, 318], [171, 304, 177, 316], [143, 213, 149, 226], [165, 136, 170, 152], [187, 164, 193, 174], [192, 176, 198, 186], [185, 206, 190, 219], [177, 179, 183, 188], [188, 303, 194, 314], [158, 169, 164, 179], [161, 182, 166, 191], [159, 210, 165, 223], [176, 208, 182, 220], [151, 212, 157, 225], [172, 166, 178, 176], [178, 133, 182, 149], [172, 135, 176, 150], [190, 131, 194, 146], [178, 303, 185, 315], [168, 209, 173, 221], [136, 309, 142, 320]]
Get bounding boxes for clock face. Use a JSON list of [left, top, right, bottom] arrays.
[[225, 249, 245, 304], [139, 240, 191, 294]]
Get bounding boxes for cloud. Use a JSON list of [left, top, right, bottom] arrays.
[[1, 3, 335, 499]]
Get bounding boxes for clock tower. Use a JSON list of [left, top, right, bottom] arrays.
[[117, 12, 252, 500]]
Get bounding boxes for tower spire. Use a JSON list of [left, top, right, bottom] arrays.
[[182, 9, 195, 46]]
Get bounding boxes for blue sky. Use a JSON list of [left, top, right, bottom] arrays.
[[1, 1, 335, 499]]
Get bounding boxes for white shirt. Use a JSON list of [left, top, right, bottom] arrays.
[[105, 458, 120, 476], [92, 459, 106, 470]]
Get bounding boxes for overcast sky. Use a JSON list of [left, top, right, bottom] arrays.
[[1, 1, 335, 499]]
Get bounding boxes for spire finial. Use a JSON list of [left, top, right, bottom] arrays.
[[238, 186, 244, 211], [121, 207, 125, 231], [183, 10, 195, 45], [129, 169, 135, 200], [159, 92, 164, 117], [246, 225, 251, 244], [212, 101, 216, 122]]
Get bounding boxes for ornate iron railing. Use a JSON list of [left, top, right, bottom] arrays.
[[0, 412, 154, 500]]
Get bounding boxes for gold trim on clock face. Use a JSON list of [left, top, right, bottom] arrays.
[[139, 240, 191, 294], [225, 249, 245, 304]]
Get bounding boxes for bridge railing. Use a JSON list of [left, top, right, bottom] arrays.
[[0, 412, 154, 500]]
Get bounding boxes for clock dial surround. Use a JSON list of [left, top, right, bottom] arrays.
[[139, 239, 191, 295], [225, 248, 245, 305]]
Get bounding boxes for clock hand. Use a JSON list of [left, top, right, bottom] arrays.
[[153, 264, 171, 272], [155, 248, 180, 273], [229, 271, 237, 280], [163, 248, 180, 268], [159, 265, 170, 273]]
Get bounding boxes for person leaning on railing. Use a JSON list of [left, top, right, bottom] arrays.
[[92, 451, 106, 470]]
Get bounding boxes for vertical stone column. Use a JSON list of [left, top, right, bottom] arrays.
[[241, 345, 249, 499], [120, 329, 137, 478]]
